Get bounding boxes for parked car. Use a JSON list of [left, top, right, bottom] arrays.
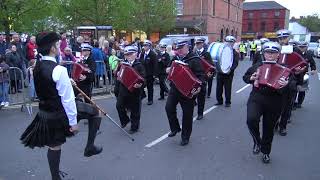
[[307, 42, 320, 58]]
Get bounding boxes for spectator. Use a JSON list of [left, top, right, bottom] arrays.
[[26, 36, 37, 63], [108, 49, 119, 85], [92, 41, 105, 88], [0, 34, 7, 56], [0, 55, 10, 107], [102, 40, 111, 85], [6, 45, 24, 93], [72, 36, 84, 54], [60, 32, 68, 53], [28, 59, 37, 101], [166, 45, 175, 60], [61, 47, 76, 76]]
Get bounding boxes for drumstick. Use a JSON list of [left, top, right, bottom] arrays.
[[72, 83, 135, 142]]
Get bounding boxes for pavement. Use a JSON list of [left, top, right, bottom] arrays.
[[0, 58, 320, 180]]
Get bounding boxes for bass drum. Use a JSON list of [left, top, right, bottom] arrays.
[[207, 42, 233, 74]]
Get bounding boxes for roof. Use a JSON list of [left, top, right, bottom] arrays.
[[243, 1, 287, 10]]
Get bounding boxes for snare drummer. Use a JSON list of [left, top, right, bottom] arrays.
[[165, 40, 205, 146], [243, 42, 289, 164], [293, 41, 317, 108], [194, 37, 214, 120], [115, 46, 146, 134], [215, 35, 239, 107]]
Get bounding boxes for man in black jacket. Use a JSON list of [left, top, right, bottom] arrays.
[[194, 37, 214, 120], [75, 43, 96, 103], [165, 40, 205, 146], [115, 46, 146, 134], [215, 35, 239, 107], [140, 40, 157, 105], [252, 38, 269, 65], [243, 41, 288, 164], [293, 41, 317, 108], [157, 43, 170, 100]]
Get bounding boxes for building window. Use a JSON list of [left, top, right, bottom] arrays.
[[220, 29, 224, 41], [274, 22, 279, 31], [176, 0, 183, 15], [275, 11, 280, 17], [228, 0, 231, 19], [226, 28, 229, 36], [212, 0, 215, 16], [248, 22, 253, 32], [231, 29, 234, 36], [261, 22, 266, 31], [261, 12, 267, 18], [236, 31, 238, 38], [248, 12, 253, 19], [236, 11, 238, 21]]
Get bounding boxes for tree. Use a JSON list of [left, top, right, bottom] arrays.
[[298, 14, 320, 32]]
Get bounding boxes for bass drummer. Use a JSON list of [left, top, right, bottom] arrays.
[[293, 41, 317, 108], [215, 35, 239, 107]]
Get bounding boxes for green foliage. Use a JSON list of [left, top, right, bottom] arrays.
[[298, 14, 320, 32]]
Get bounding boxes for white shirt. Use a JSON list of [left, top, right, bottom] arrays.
[[42, 56, 78, 126]]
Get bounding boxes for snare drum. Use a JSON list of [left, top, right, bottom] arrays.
[[207, 42, 233, 74]]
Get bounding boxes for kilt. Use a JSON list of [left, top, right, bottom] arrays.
[[20, 110, 73, 148]]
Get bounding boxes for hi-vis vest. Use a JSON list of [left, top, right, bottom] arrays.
[[239, 44, 246, 53], [250, 42, 257, 52]]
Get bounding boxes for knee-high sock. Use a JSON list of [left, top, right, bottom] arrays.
[[47, 149, 61, 180]]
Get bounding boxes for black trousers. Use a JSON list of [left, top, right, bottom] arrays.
[[146, 76, 154, 102], [207, 77, 213, 97], [116, 93, 142, 130], [158, 74, 168, 98], [247, 92, 282, 155], [250, 51, 255, 61], [165, 88, 194, 140], [216, 73, 234, 104], [77, 82, 93, 103], [297, 91, 306, 105], [240, 52, 245, 60], [279, 89, 296, 130], [197, 82, 207, 116]]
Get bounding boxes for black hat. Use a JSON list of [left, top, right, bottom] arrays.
[[174, 39, 189, 50], [36, 32, 60, 47]]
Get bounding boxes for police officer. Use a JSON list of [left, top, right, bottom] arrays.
[[243, 42, 289, 164], [194, 37, 213, 119], [276, 29, 297, 136], [157, 43, 170, 100], [116, 46, 146, 134], [250, 41, 257, 61], [293, 41, 317, 108], [252, 38, 270, 65], [165, 40, 205, 146], [239, 41, 247, 61], [140, 40, 157, 105], [215, 35, 239, 107]]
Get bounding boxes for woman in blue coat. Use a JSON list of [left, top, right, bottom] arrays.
[[92, 41, 106, 88]]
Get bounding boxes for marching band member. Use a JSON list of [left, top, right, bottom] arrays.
[[243, 42, 289, 164], [165, 40, 205, 146], [75, 43, 96, 103], [276, 29, 297, 136], [140, 40, 157, 105], [252, 38, 270, 65], [194, 37, 214, 120], [157, 43, 170, 100], [215, 35, 239, 107], [115, 46, 146, 134], [293, 41, 317, 108], [20, 32, 79, 180]]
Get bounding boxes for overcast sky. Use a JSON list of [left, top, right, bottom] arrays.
[[244, 0, 320, 17]]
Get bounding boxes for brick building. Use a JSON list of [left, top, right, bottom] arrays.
[[172, 0, 244, 42], [242, 1, 290, 41]]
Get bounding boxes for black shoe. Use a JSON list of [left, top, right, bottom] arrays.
[[262, 154, 270, 164], [279, 128, 287, 136], [168, 129, 181, 137], [194, 101, 198, 106], [121, 121, 129, 128], [215, 102, 223, 106], [128, 129, 138, 134], [158, 97, 165, 100], [207, 95, 211, 98], [296, 104, 302, 108], [180, 139, 189, 146], [59, 170, 74, 180], [225, 103, 231, 107], [84, 145, 103, 157], [147, 101, 153, 105], [196, 114, 204, 120], [253, 144, 260, 154]]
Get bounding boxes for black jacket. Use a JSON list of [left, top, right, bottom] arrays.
[[81, 54, 96, 83], [293, 48, 317, 85], [6, 52, 24, 80], [243, 61, 291, 96], [115, 60, 146, 97], [140, 49, 158, 77], [157, 52, 170, 75], [252, 50, 263, 65]]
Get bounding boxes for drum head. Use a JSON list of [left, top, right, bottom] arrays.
[[220, 46, 233, 73]]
